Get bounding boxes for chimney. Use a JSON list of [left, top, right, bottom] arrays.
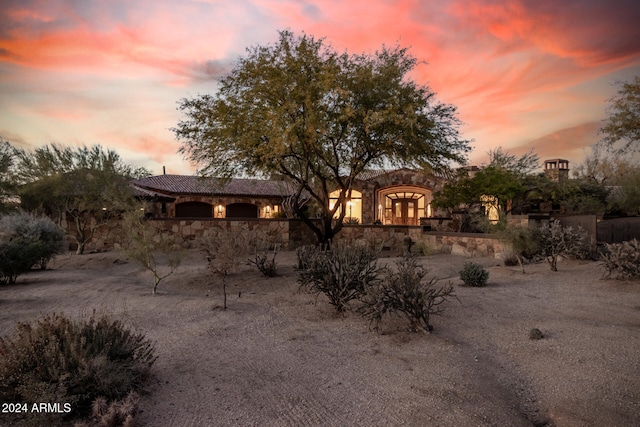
[[163, 166, 166, 175]]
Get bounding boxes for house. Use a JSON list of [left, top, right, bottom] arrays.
[[131, 168, 446, 225]]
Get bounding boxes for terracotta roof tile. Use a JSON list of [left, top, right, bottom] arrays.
[[132, 175, 292, 197]]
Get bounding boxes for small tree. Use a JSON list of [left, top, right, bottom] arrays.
[[538, 220, 588, 271], [201, 228, 248, 310], [359, 251, 456, 332], [121, 208, 180, 295]]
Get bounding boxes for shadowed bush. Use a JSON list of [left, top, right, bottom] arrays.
[[0, 212, 64, 284], [298, 243, 381, 312], [600, 239, 640, 280], [359, 251, 456, 332], [0, 313, 156, 425]]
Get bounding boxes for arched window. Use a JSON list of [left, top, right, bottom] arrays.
[[377, 186, 432, 225]]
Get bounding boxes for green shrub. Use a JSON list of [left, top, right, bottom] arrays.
[[459, 261, 489, 287], [0, 212, 64, 284], [0, 312, 156, 425], [298, 243, 380, 312], [359, 251, 456, 332], [600, 239, 640, 280]]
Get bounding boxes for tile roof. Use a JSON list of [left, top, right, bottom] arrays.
[[132, 175, 293, 197]]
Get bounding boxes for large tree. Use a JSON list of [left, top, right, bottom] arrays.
[[600, 76, 640, 153], [174, 31, 469, 244], [17, 144, 149, 254]]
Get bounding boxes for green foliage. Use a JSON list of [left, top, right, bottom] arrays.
[[459, 261, 489, 287], [0, 313, 155, 425], [359, 251, 456, 332], [174, 30, 469, 244], [600, 239, 640, 280], [17, 144, 150, 255], [599, 76, 640, 153], [538, 220, 589, 271], [121, 207, 181, 295], [298, 243, 381, 312], [0, 212, 64, 284]]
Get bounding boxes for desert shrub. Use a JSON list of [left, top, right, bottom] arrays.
[[459, 261, 489, 287], [295, 244, 320, 270], [0, 212, 64, 284], [344, 217, 360, 225], [251, 245, 279, 277], [0, 313, 156, 425], [600, 239, 640, 280], [498, 225, 541, 273], [411, 241, 433, 256], [359, 251, 456, 332], [298, 243, 381, 312], [538, 220, 589, 271]]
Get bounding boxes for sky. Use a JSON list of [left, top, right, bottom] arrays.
[[1, 0, 640, 175]]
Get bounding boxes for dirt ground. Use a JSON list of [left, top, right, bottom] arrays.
[[1, 249, 639, 427]]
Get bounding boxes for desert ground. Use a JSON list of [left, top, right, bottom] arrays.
[[1, 249, 639, 427]]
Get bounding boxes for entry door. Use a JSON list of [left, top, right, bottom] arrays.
[[392, 199, 417, 225]]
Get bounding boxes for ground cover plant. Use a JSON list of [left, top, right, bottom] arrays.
[[297, 243, 381, 312], [359, 251, 456, 332], [0, 312, 156, 426]]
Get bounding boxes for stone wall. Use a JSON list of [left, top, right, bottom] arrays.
[[333, 225, 505, 258], [74, 217, 506, 258]]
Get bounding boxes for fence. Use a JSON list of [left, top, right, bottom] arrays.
[[557, 215, 640, 244]]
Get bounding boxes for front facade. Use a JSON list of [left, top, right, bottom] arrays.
[[132, 169, 445, 225]]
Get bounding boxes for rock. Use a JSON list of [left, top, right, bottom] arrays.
[[529, 328, 544, 340]]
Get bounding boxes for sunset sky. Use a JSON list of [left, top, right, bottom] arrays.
[[1, 0, 639, 175]]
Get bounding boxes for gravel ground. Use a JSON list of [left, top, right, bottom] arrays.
[[0, 249, 638, 427]]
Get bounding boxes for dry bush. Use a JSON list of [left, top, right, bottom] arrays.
[[600, 239, 640, 280], [359, 251, 456, 332], [298, 243, 381, 312], [0, 313, 155, 426], [538, 220, 589, 271]]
